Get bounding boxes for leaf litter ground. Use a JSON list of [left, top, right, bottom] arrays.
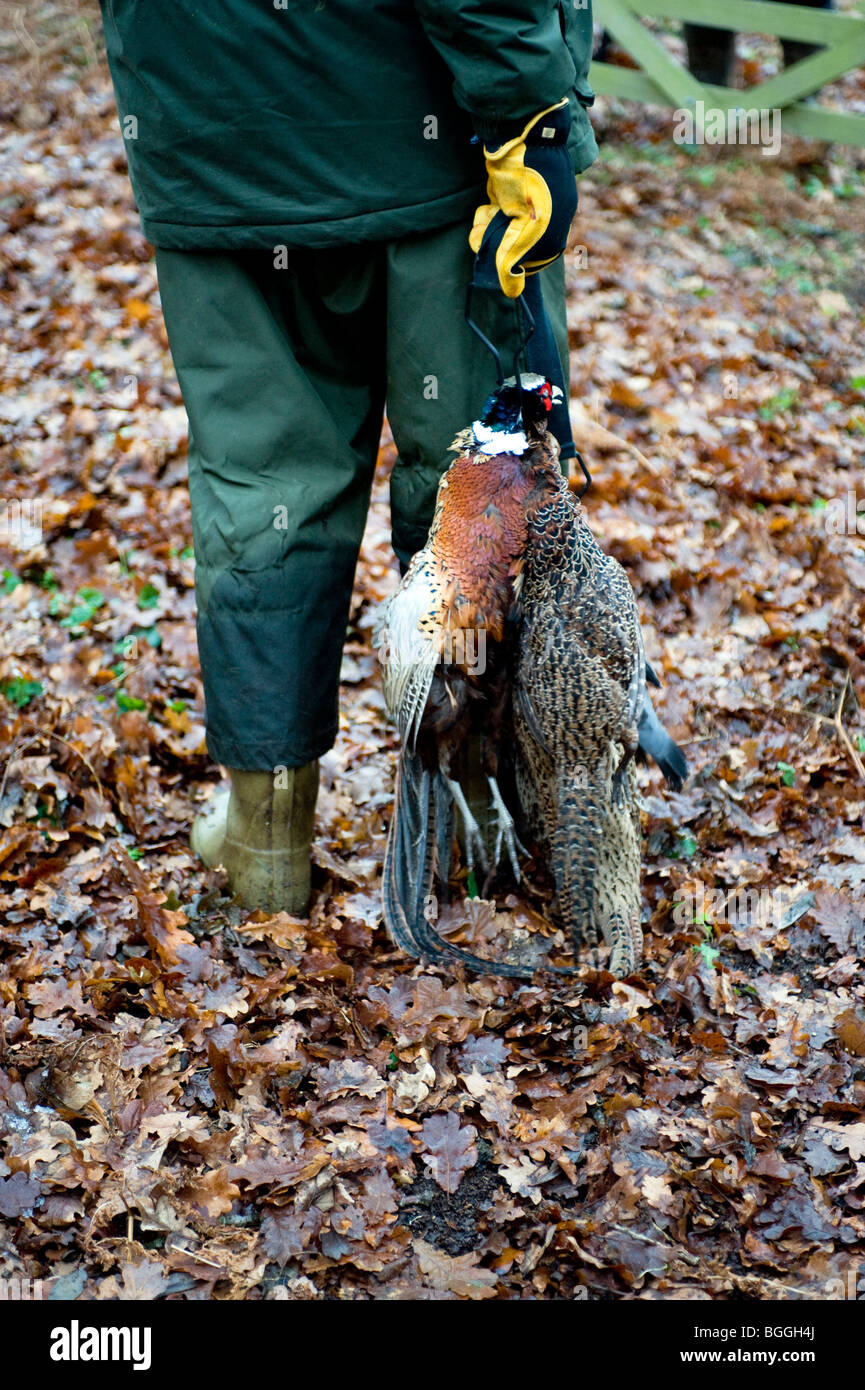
[[0, 11, 864, 1300]]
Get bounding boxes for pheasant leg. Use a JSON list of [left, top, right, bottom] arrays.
[[486, 776, 526, 881], [446, 778, 490, 877], [611, 726, 638, 807]]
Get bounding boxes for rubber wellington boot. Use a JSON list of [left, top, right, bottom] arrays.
[[190, 763, 319, 914]]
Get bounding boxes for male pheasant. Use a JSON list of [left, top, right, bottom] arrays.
[[375, 375, 565, 976]]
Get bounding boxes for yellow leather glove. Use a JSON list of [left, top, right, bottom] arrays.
[[469, 98, 577, 299]]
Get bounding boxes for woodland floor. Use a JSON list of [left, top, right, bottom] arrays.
[[0, 6, 864, 1301]]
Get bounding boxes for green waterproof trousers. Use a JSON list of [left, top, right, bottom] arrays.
[[155, 221, 569, 770]]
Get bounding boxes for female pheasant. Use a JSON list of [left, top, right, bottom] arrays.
[[513, 470, 648, 977]]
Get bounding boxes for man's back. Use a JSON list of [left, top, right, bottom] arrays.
[[100, 0, 596, 249]]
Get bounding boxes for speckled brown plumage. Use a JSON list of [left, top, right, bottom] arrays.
[[514, 471, 644, 977]]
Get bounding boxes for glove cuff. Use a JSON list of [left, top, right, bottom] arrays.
[[472, 114, 529, 149], [473, 97, 570, 155]]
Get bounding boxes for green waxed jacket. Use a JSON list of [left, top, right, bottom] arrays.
[[99, 0, 597, 250]]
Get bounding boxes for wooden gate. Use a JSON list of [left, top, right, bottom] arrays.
[[589, 0, 865, 146]]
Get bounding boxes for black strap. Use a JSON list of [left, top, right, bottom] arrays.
[[466, 242, 591, 495]]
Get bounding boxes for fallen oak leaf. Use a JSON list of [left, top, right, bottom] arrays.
[[641, 1172, 684, 1217], [498, 1154, 545, 1204], [235, 911, 308, 948], [359, 1168, 399, 1225], [813, 889, 865, 955], [419, 1111, 477, 1194], [98, 1258, 169, 1301], [392, 1055, 436, 1114], [260, 1207, 324, 1266], [398, 976, 480, 1039], [312, 842, 374, 887], [415, 1239, 498, 1299], [365, 1119, 417, 1159], [813, 1122, 865, 1163], [459, 1066, 515, 1129], [0, 1171, 42, 1218], [179, 1168, 242, 1219], [317, 1058, 385, 1101]]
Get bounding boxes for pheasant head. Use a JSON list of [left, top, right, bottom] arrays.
[[451, 373, 562, 459]]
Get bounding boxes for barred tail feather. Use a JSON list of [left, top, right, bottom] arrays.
[[382, 751, 437, 957], [383, 752, 576, 978], [551, 768, 604, 948], [552, 766, 641, 978]]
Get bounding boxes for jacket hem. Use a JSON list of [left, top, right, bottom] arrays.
[[140, 188, 481, 251]]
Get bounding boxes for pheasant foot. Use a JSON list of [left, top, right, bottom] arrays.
[[447, 778, 490, 877], [486, 775, 526, 881]]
